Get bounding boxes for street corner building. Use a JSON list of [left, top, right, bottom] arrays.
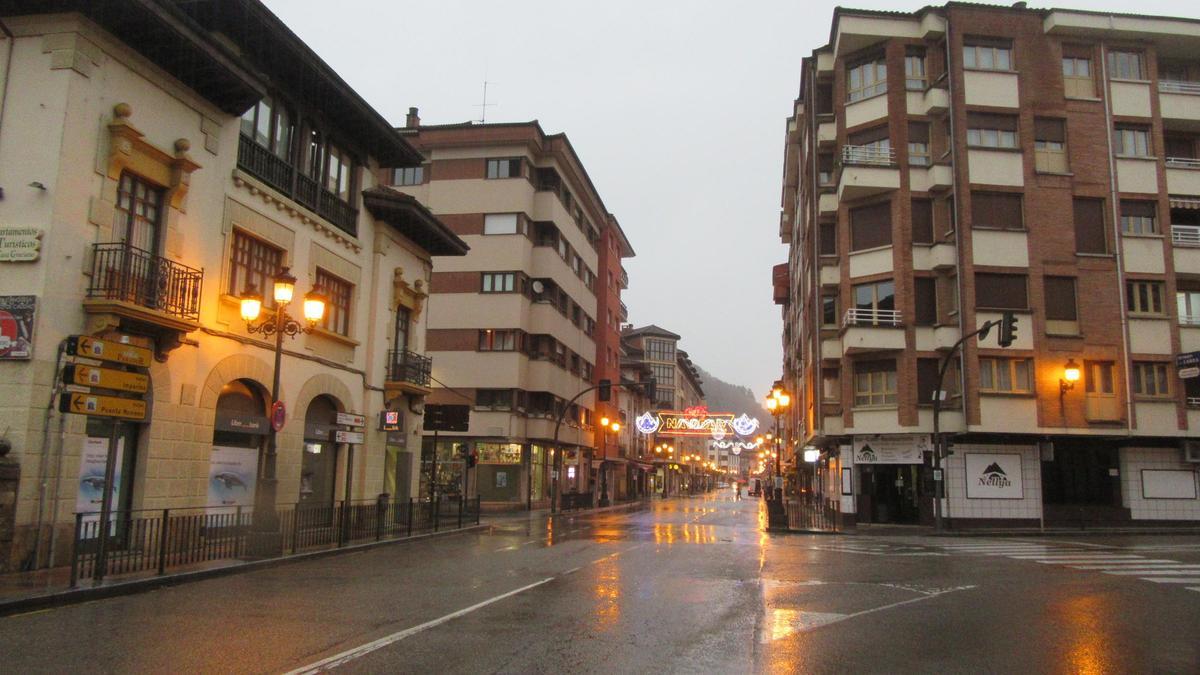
[[0, 0, 468, 571], [385, 117, 639, 511], [776, 3, 1200, 530]]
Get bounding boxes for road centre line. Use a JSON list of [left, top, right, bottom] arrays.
[[284, 577, 556, 675]]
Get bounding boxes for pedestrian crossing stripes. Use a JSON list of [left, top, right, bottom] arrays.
[[934, 539, 1200, 593]]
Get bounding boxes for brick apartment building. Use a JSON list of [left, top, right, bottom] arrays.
[[778, 3, 1200, 528], [389, 118, 635, 510]]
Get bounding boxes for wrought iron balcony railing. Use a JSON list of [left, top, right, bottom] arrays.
[[1180, 314, 1200, 327], [842, 308, 902, 328], [840, 144, 896, 167], [1165, 156, 1200, 169], [1173, 224, 1200, 248], [1159, 80, 1200, 95], [87, 243, 202, 322], [237, 134, 359, 236], [386, 349, 432, 387]]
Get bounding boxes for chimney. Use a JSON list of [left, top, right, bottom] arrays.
[[405, 107, 420, 129]]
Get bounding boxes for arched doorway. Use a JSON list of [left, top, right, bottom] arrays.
[[209, 379, 268, 515], [301, 395, 340, 507]]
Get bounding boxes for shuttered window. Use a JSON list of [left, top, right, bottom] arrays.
[[975, 273, 1028, 309], [819, 221, 837, 255], [914, 277, 938, 326], [1073, 198, 1107, 254], [971, 192, 1024, 230], [1120, 200, 1158, 235], [850, 202, 892, 251], [912, 199, 934, 244], [1044, 277, 1078, 321]]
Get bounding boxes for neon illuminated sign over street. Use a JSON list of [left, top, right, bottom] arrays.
[[635, 406, 760, 438]]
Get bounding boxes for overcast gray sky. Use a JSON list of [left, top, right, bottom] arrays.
[[263, 0, 1194, 401]]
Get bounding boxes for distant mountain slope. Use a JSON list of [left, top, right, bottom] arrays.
[[695, 365, 771, 420]]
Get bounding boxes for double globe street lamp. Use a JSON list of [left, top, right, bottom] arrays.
[[238, 267, 326, 544], [597, 416, 621, 507], [765, 385, 791, 505]]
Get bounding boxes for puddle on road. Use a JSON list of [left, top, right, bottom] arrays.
[[760, 609, 847, 642]]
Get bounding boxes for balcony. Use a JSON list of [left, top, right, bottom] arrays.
[[837, 146, 899, 201], [840, 308, 904, 355], [618, 267, 629, 289], [385, 349, 433, 395], [84, 243, 202, 349], [618, 299, 629, 320], [1159, 81, 1200, 122], [237, 135, 358, 236], [1175, 224, 1200, 247]]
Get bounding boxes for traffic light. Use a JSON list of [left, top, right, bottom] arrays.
[[997, 311, 1018, 348], [598, 378, 612, 401], [467, 451, 477, 469]]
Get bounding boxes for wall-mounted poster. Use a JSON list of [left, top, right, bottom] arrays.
[[76, 436, 124, 534], [0, 295, 36, 360], [207, 446, 259, 515], [853, 434, 930, 464], [965, 453, 1024, 499]]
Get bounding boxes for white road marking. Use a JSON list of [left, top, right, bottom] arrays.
[[1010, 554, 1143, 560], [562, 566, 581, 575], [782, 585, 976, 635], [1032, 559, 1149, 565], [284, 577, 555, 674], [1188, 587, 1200, 593], [493, 545, 520, 552], [1103, 569, 1200, 575], [1069, 561, 1180, 568], [1142, 578, 1200, 584]]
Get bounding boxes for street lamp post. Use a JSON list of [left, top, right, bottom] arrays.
[[765, 387, 790, 502], [598, 417, 620, 507], [239, 267, 325, 548]]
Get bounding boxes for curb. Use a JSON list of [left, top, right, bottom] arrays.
[[767, 527, 842, 535], [928, 528, 1200, 537], [0, 524, 487, 618]]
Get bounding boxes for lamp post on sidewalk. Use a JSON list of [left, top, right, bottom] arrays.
[[598, 417, 620, 506], [765, 386, 790, 502], [238, 267, 326, 548]]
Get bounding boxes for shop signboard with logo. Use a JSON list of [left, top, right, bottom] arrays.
[[852, 434, 930, 464], [1177, 351, 1200, 380], [0, 227, 42, 262], [0, 295, 35, 360], [965, 453, 1023, 499]]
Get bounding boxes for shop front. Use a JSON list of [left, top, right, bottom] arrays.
[[851, 434, 929, 525], [208, 379, 268, 517], [301, 396, 340, 508]]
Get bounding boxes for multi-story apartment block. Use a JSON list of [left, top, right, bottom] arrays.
[[621, 325, 708, 493], [0, 0, 466, 570], [391, 118, 632, 510], [779, 4, 1200, 528]]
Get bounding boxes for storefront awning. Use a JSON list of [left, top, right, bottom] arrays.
[[1170, 195, 1200, 210]]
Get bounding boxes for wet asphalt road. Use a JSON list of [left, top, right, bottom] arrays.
[[1, 492, 1199, 674]]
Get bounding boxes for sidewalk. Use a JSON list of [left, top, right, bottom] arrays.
[[848, 523, 1200, 537]]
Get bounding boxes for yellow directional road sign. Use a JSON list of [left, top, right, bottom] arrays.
[[59, 392, 147, 421], [63, 364, 149, 394], [67, 335, 152, 368]]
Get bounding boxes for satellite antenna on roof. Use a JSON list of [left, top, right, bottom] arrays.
[[474, 78, 497, 123]]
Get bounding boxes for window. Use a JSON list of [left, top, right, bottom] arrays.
[[979, 358, 1032, 393], [1073, 198, 1108, 254], [1034, 118, 1068, 173], [963, 40, 1012, 71], [486, 158, 522, 179], [967, 113, 1018, 149], [819, 221, 837, 255], [908, 123, 930, 166], [646, 339, 675, 362], [476, 389, 513, 411], [316, 268, 352, 336], [975, 273, 1028, 310], [852, 280, 896, 324], [905, 49, 927, 90], [1126, 280, 1165, 315], [1132, 362, 1171, 397], [821, 368, 840, 402], [821, 295, 838, 327], [854, 360, 897, 407], [113, 172, 165, 253], [847, 57, 887, 102], [1107, 51, 1145, 80], [391, 166, 423, 186], [918, 357, 959, 404], [847, 126, 891, 163], [850, 202, 892, 251], [479, 329, 518, 352], [1062, 52, 1094, 98], [650, 363, 675, 388], [1114, 126, 1151, 157], [818, 154, 834, 186], [971, 192, 1023, 230], [912, 199, 934, 244], [1044, 276, 1078, 334], [240, 97, 293, 160], [914, 277, 937, 326], [1178, 285, 1200, 325], [325, 143, 353, 201], [481, 272, 516, 293], [1119, 201, 1157, 235], [483, 213, 520, 235], [229, 230, 282, 303], [1085, 361, 1115, 395]]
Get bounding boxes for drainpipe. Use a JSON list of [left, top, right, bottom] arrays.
[[943, 12, 966, 528], [0, 19, 15, 165], [1099, 44, 1137, 433]]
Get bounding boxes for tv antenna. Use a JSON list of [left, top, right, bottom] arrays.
[[474, 79, 497, 123]]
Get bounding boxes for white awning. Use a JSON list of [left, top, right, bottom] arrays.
[[1169, 196, 1200, 210]]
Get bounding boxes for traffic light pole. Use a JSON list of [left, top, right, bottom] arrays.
[[931, 314, 1013, 533]]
